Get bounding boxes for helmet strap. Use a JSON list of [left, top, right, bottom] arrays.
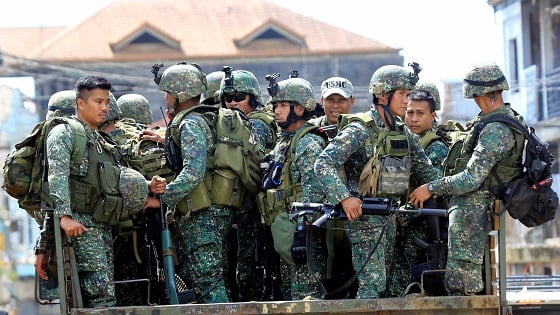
[[278, 103, 303, 129]]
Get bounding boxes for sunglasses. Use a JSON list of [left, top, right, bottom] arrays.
[[224, 92, 247, 103]]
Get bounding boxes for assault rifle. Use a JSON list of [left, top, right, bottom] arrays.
[[289, 197, 447, 227]]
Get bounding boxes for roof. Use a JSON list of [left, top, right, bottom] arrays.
[[0, 0, 398, 62]]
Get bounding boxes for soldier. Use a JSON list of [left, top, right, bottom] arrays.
[[45, 90, 76, 119], [157, 63, 232, 303], [44, 76, 165, 307], [401, 85, 450, 295], [219, 67, 278, 301], [117, 93, 154, 125], [263, 76, 328, 300], [314, 64, 440, 299], [308, 76, 357, 298], [409, 62, 522, 295]]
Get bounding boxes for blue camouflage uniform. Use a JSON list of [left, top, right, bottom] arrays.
[[428, 105, 516, 294], [314, 107, 440, 299], [47, 120, 117, 307], [161, 112, 232, 303]]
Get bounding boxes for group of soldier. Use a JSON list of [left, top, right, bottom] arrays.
[[31, 59, 521, 308]]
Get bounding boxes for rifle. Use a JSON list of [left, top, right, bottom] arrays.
[[159, 196, 196, 304], [289, 197, 448, 227]]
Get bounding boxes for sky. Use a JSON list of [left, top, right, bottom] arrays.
[[0, 0, 503, 82]]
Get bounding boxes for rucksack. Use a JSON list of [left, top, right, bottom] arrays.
[[470, 114, 558, 227], [2, 117, 87, 221], [167, 105, 265, 194]]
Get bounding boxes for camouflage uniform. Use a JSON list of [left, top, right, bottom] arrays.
[[265, 77, 328, 300], [219, 68, 279, 301], [159, 64, 231, 303], [117, 93, 153, 125], [314, 65, 440, 299], [426, 62, 515, 295], [47, 120, 118, 308]]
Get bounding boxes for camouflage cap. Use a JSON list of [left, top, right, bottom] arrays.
[[369, 65, 417, 97], [117, 93, 153, 125], [159, 64, 207, 103], [46, 90, 76, 119], [104, 92, 122, 123], [119, 167, 149, 217], [414, 80, 441, 111], [201, 71, 225, 105], [463, 61, 509, 98], [220, 69, 261, 99], [269, 77, 316, 111]]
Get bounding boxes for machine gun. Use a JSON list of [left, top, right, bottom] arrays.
[[290, 197, 447, 227]]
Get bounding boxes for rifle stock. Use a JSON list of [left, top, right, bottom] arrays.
[[290, 197, 448, 227]]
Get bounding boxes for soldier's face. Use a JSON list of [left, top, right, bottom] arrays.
[[405, 99, 436, 135], [388, 89, 411, 119], [77, 88, 110, 129], [224, 92, 252, 114], [321, 93, 355, 125]]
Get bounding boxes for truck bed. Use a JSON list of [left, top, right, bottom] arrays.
[[71, 295, 501, 315]]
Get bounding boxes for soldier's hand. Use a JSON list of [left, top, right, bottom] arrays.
[[149, 176, 166, 194], [60, 215, 88, 237], [341, 196, 362, 221], [142, 196, 161, 213], [35, 253, 49, 280], [140, 129, 164, 144], [409, 184, 432, 208]]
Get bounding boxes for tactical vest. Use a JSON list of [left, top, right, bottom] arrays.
[[443, 108, 525, 194], [257, 123, 327, 225], [247, 109, 279, 151], [69, 129, 124, 225], [419, 132, 440, 150], [338, 111, 411, 197], [167, 105, 263, 217]]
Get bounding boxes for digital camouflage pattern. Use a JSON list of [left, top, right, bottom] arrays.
[[159, 64, 207, 103], [288, 131, 328, 300], [414, 80, 441, 111], [117, 93, 153, 125], [369, 65, 417, 97], [220, 70, 261, 100], [201, 71, 225, 105], [463, 61, 509, 99], [46, 90, 76, 119], [161, 111, 231, 303], [118, 167, 148, 217], [105, 92, 123, 123], [46, 121, 116, 307], [428, 105, 517, 295], [268, 78, 316, 111], [314, 108, 440, 299]]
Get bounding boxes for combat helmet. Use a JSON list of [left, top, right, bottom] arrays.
[[220, 67, 262, 106], [268, 77, 316, 111], [463, 61, 509, 98], [46, 90, 76, 119], [117, 93, 153, 125], [414, 80, 441, 111], [158, 63, 207, 103], [201, 71, 225, 105], [105, 92, 122, 123], [119, 167, 149, 217], [369, 64, 420, 97]]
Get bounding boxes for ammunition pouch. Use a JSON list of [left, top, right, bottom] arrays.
[[377, 156, 411, 196], [210, 169, 245, 209], [175, 173, 212, 218], [256, 189, 286, 226]]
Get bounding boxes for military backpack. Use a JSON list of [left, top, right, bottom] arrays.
[[2, 117, 87, 223]]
